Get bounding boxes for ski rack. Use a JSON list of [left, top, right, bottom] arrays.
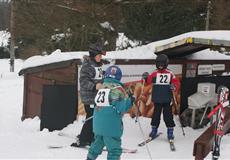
[[193, 86, 230, 160], [208, 86, 229, 160]]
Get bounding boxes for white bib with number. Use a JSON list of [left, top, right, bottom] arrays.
[[156, 73, 171, 85], [94, 67, 103, 80], [95, 88, 111, 107]]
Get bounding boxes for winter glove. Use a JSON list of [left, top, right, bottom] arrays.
[[127, 91, 135, 104], [170, 84, 176, 91], [130, 95, 136, 105], [142, 72, 149, 82], [96, 83, 103, 90]]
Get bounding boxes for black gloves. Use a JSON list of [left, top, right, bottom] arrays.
[[127, 91, 136, 104], [142, 72, 149, 81], [130, 95, 136, 104]]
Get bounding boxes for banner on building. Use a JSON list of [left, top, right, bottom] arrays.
[[78, 64, 182, 118]]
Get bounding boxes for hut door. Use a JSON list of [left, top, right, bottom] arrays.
[[40, 85, 77, 131]]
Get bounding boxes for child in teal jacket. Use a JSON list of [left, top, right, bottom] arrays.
[[86, 65, 134, 160]]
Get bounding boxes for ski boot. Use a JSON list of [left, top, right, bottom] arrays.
[[71, 135, 90, 147], [149, 126, 158, 139], [167, 127, 174, 140]]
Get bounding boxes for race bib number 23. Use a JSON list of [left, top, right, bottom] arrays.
[[95, 89, 111, 107]]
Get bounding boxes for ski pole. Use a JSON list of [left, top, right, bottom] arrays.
[[137, 117, 153, 160], [135, 79, 145, 123], [82, 116, 93, 124], [134, 77, 152, 159], [172, 91, 185, 136]]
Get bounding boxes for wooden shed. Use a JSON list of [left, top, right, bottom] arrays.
[[19, 58, 81, 120]]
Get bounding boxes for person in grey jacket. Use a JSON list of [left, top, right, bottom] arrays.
[[71, 43, 106, 147]]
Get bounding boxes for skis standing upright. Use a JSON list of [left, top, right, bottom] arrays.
[[207, 86, 229, 160]]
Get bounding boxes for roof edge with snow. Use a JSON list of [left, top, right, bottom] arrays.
[[19, 30, 230, 73]]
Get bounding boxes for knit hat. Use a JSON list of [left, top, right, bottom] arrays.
[[89, 43, 106, 57]]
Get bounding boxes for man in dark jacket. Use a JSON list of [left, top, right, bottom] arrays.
[[71, 43, 106, 147]]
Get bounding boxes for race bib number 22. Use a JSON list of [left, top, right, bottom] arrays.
[[156, 73, 171, 85]]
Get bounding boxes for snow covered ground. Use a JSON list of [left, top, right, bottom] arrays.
[[0, 59, 230, 160]]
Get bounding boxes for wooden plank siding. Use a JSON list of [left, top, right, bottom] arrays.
[[38, 65, 76, 84], [21, 64, 78, 120]]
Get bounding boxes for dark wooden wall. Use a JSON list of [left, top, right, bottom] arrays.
[[21, 64, 77, 120]]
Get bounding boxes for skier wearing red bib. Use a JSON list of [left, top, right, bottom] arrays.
[[142, 54, 180, 140]]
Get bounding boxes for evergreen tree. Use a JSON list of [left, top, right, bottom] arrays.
[[121, 0, 207, 43]]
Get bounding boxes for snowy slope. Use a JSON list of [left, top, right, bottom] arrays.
[[0, 59, 230, 160]]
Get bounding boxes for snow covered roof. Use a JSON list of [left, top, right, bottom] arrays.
[[21, 30, 230, 71], [154, 31, 230, 58], [187, 49, 230, 60]]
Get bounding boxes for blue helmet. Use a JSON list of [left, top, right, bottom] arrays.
[[104, 65, 122, 81]]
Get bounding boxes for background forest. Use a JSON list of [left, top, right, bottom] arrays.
[[1, 0, 230, 59]]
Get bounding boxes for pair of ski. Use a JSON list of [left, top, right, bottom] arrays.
[[48, 132, 137, 154], [138, 132, 176, 151], [50, 132, 175, 152], [48, 144, 137, 153]]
